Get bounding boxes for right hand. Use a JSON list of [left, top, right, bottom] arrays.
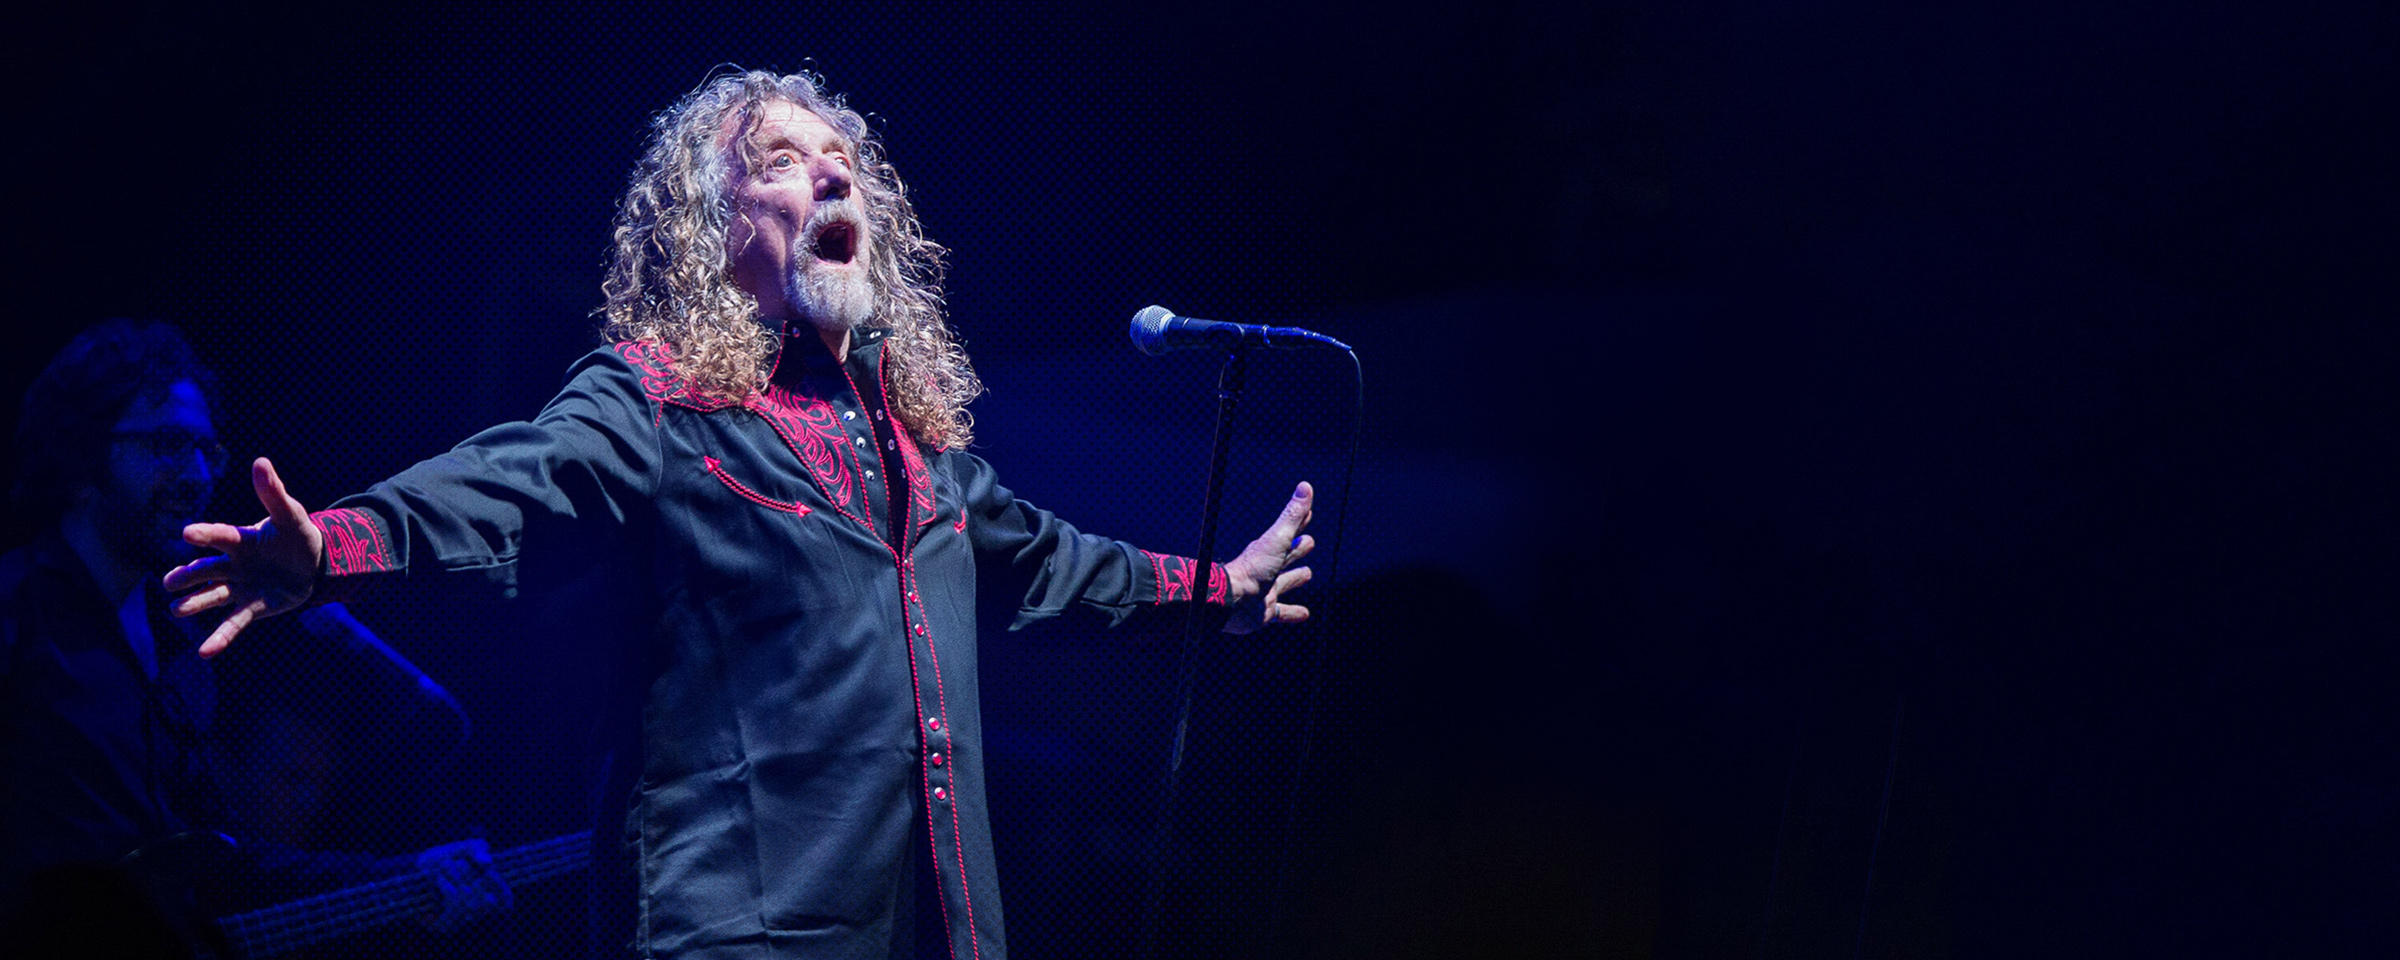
[[415, 839, 513, 932], [1218, 482, 1317, 634], [163, 457, 324, 657]]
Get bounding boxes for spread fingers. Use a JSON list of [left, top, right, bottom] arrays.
[[171, 584, 233, 617], [162, 554, 230, 593], [199, 601, 262, 658], [182, 522, 249, 551], [1264, 566, 1313, 605]]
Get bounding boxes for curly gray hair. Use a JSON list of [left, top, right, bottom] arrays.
[[599, 70, 979, 448]]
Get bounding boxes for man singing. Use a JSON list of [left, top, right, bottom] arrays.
[[165, 70, 1317, 959]]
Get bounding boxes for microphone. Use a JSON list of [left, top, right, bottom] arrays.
[[1129, 305, 1351, 356]]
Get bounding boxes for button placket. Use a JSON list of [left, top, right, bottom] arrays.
[[906, 575, 953, 802], [881, 522, 974, 949]]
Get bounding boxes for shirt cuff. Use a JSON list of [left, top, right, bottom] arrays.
[[310, 507, 398, 605], [1137, 549, 1229, 606]]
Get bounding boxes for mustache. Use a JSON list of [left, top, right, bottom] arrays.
[[800, 202, 865, 263]]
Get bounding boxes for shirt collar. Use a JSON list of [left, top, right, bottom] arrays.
[[773, 324, 889, 392]]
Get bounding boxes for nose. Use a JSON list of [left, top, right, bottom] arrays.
[[158, 448, 217, 506], [813, 155, 851, 203], [175, 445, 217, 485]]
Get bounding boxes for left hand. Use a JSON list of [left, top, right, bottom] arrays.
[[1220, 482, 1317, 634], [163, 457, 324, 658], [415, 839, 512, 933]]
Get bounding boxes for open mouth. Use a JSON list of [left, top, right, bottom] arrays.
[[810, 221, 858, 264]]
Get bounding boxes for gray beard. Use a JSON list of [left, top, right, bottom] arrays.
[[787, 261, 874, 332]]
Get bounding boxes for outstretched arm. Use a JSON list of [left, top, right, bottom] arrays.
[[163, 346, 665, 658], [1216, 481, 1317, 634], [163, 457, 325, 657], [956, 452, 1319, 633]]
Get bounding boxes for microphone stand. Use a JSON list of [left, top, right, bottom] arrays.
[[1139, 345, 1246, 959]]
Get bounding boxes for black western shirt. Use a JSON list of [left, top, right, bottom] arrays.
[[309, 328, 1224, 959]]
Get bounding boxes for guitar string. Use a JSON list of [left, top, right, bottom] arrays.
[[239, 857, 545, 953], [231, 831, 589, 936], [230, 833, 593, 954], [235, 874, 422, 953], [235, 833, 591, 946], [239, 855, 551, 954], [239, 836, 594, 952], [234, 873, 416, 944]]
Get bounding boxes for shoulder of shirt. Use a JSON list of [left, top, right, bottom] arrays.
[[588, 339, 744, 414], [933, 445, 995, 473]]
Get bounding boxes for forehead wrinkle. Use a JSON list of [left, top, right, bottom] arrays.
[[750, 101, 852, 152], [715, 101, 774, 169]]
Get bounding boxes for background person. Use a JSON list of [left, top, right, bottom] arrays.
[[0, 320, 512, 955]]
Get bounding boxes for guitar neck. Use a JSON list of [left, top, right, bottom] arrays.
[[216, 831, 592, 959]]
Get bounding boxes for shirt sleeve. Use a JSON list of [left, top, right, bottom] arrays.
[[307, 346, 665, 601], [949, 451, 1226, 631]]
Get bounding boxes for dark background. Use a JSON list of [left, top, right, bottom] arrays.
[[6, 0, 2396, 956]]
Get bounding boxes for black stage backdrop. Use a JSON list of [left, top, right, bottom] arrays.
[[4, 1, 2396, 957]]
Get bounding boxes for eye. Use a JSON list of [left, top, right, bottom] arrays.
[[768, 153, 798, 170]]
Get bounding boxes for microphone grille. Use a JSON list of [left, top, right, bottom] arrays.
[[1129, 305, 1176, 356]]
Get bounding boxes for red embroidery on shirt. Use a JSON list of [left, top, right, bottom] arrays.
[[1141, 549, 1228, 606], [846, 353, 937, 550], [702, 456, 810, 516], [896, 431, 933, 514], [311, 508, 393, 576], [750, 384, 871, 533], [873, 357, 935, 520], [613, 340, 737, 413], [1145, 549, 1176, 604]]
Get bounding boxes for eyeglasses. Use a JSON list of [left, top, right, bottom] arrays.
[[110, 428, 229, 474]]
